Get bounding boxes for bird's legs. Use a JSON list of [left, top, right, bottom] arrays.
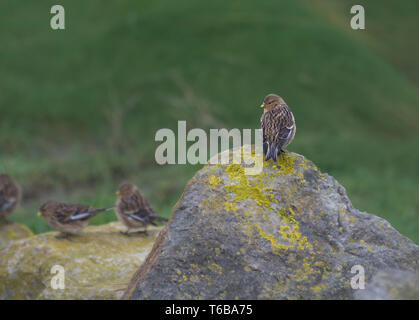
[[132, 227, 148, 235]]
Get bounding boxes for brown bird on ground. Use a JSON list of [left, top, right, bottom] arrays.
[[115, 182, 168, 235], [260, 94, 296, 162], [0, 174, 20, 224], [38, 201, 114, 238]]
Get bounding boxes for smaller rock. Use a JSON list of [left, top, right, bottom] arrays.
[[0, 222, 162, 299], [0, 222, 33, 247], [355, 269, 419, 300]]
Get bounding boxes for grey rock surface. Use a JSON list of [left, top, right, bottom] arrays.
[[125, 147, 419, 299]]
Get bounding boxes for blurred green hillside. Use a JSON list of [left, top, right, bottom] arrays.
[[1, 0, 418, 242]]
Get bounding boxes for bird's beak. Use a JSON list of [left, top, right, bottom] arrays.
[[116, 191, 120, 196], [37, 211, 42, 217], [260, 103, 265, 109]]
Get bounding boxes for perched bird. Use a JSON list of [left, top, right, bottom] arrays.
[[115, 182, 168, 235], [38, 201, 114, 238], [0, 174, 20, 223], [260, 94, 296, 162]]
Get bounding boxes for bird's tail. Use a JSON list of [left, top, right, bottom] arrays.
[[265, 143, 277, 162], [147, 215, 169, 226], [89, 205, 115, 216], [71, 206, 115, 221], [265, 142, 285, 162]]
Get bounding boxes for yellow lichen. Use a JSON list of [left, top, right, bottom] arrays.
[[275, 152, 296, 176], [277, 208, 298, 225], [203, 149, 316, 256], [224, 164, 274, 208], [209, 175, 222, 187], [311, 283, 326, 293], [360, 240, 376, 253], [224, 202, 237, 212], [208, 262, 223, 275], [251, 222, 293, 251]]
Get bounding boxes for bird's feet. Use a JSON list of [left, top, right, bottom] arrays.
[[55, 233, 73, 241], [134, 229, 148, 236], [276, 149, 287, 161], [120, 230, 148, 236]]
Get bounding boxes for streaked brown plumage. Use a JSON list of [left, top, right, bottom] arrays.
[[38, 201, 114, 238], [0, 174, 20, 223], [260, 94, 296, 162], [115, 182, 168, 235]]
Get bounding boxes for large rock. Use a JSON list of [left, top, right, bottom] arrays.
[[0, 222, 33, 247], [125, 146, 419, 299], [355, 269, 419, 300], [0, 222, 162, 299]]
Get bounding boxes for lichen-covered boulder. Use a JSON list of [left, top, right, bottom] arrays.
[[0, 222, 33, 247], [125, 146, 419, 299], [355, 269, 419, 300], [0, 222, 162, 299]]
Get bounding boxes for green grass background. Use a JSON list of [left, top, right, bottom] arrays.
[[1, 0, 418, 242]]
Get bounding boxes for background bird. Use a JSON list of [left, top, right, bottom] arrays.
[[0, 174, 21, 224], [260, 93, 296, 162], [38, 201, 114, 238], [115, 182, 168, 235]]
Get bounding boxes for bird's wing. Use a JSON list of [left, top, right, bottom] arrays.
[[271, 105, 294, 145], [57, 203, 92, 222], [129, 208, 157, 226], [0, 191, 16, 212], [0, 199, 16, 211], [70, 211, 92, 221], [130, 189, 158, 216]]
